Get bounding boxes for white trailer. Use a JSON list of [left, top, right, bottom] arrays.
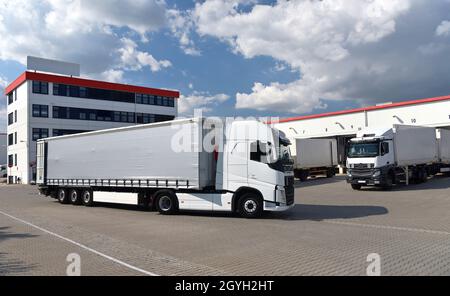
[[437, 128, 450, 173], [346, 125, 447, 190], [37, 118, 295, 218], [292, 138, 338, 181]]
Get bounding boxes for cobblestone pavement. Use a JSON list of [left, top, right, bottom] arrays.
[[0, 175, 449, 275]]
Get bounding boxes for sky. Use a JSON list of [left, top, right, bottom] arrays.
[[2, 0, 450, 132]]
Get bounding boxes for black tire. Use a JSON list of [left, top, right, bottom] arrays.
[[420, 168, 428, 183], [155, 190, 178, 215], [70, 189, 82, 205], [351, 184, 362, 190], [326, 168, 334, 178], [81, 189, 94, 207], [238, 192, 263, 218], [57, 188, 70, 204], [299, 171, 309, 182]]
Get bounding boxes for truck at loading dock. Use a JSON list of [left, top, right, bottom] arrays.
[[346, 125, 450, 190], [36, 117, 295, 218], [292, 138, 338, 181]]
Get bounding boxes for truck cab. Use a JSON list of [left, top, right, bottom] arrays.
[[346, 128, 395, 189], [219, 120, 295, 213]]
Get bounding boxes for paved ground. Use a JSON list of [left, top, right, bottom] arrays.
[[1, 175, 450, 276]]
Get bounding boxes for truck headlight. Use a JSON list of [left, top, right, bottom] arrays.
[[372, 170, 381, 177]]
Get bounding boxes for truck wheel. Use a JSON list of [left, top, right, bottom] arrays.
[[70, 189, 82, 205], [326, 168, 334, 178], [82, 189, 94, 207], [351, 184, 362, 190], [238, 193, 263, 218], [156, 191, 178, 215], [299, 171, 309, 182], [420, 168, 428, 183], [57, 188, 70, 204]]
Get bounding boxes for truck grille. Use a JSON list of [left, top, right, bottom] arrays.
[[353, 163, 374, 169], [351, 169, 374, 177], [285, 176, 295, 205]]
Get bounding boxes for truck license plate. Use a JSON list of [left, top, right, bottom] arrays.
[[358, 180, 366, 184]]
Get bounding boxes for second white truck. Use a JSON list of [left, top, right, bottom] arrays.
[[346, 125, 450, 190], [37, 117, 295, 218]]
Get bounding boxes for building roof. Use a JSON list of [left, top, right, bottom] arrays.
[[273, 95, 450, 124], [4, 71, 180, 98]]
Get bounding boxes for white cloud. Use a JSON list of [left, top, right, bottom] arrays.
[[436, 20, 450, 36], [0, 0, 171, 77], [192, 0, 415, 113], [118, 38, 171, 72], [167, 9, 201, 56], [191, 0, 450, 114], [178, 92, 230, 115]]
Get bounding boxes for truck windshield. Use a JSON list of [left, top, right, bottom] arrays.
[[348, 142, 379, 158]]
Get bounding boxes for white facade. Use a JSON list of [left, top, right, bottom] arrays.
[[274, 97, 450, 165], [6, 72, 178, 184]]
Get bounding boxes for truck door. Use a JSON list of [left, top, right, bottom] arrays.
[[247, 141, 277, 187], [226, 140, 248, 189]]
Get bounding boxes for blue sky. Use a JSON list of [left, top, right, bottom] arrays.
[[2, 0, 450, 131]]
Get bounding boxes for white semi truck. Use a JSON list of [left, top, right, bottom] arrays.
[[37, 117, 295, 218], [292, 138, 338, 181], [346, 125, 450, 190]]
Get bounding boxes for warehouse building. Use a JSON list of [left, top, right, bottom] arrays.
[[4, 57, 179, 184], [274, 96, 450, 172]]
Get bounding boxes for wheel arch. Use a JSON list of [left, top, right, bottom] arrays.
[[231, 187, 264, 213]]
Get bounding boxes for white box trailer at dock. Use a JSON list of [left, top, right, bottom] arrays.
[[437, 128, 450, 172], [37, 118, 295, 218], [293, 138, 338, 181]]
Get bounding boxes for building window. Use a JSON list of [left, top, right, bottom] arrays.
[[135, 93, 175, 107], [32, 128, 49, 141], [8, 112, 14, 125], [14, 154, 17, 167], [52, 129, 91, 137], [8, 93, 14, 105], [8, 155, 13, 167], [53, 83, 135, 103], [8, 134, 14, 146], [32, 104, 49, 118], [52, 105, 172, 124], [14, 110, 17, 122], [32, 81, 49, 94], [14, 132, 17, 144]]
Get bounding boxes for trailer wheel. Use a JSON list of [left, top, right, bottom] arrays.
[[238, 192, 263, 218], [82, 190, 94, 207], [70, 189, 82, 205], [326, 168, 334, 178], [299, 171, 309, 182], [156, 190, 178, 215], [351, 184, 362, 190], [57, 188, 70, 204]]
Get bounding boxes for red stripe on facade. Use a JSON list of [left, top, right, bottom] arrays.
[[4, 71, 180, 98], [4, 72, 27, 96], [271, 95, 450, 124]]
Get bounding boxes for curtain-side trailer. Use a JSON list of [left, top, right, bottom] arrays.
[[37, 118, 295, 218]]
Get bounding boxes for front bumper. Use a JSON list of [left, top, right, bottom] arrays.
[[264, 201, 295, 212], [346, 169, 389, 186]]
